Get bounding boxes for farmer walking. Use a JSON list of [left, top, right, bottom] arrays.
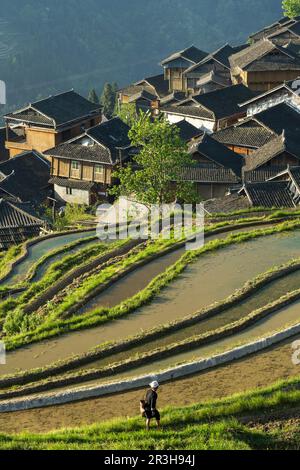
[[140, 381, 161, 431]]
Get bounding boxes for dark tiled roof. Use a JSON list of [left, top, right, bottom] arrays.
[[289, 166, 300, 187], [190, 133, 244, 176], [5, 91, 102, 127], [244, 166, 288, 183], [244, 134, 300, 172], [230, 39, 300, 72], [160, 92, 187, 106], [49, 177, 96, 191], [179, 166, 240, 183], [174, 120, 203, 142], [213, 123, 275, 148], [0, 199, 45, 249], [161, 104, 214, 120], [185, 44, 238, 75], [46, 142, 111, 164], [253, 103, 300, 136], [161, 46, 208, 66], [191, 84, 256, 120], [137, 74, 169, 98], [0, 151, 51, 204], [241, 181, 295, 208], [0, 199, 44, 229], [46, 117, 131, 165], [128, 90, 157, 103]]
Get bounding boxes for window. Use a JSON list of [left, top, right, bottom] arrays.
[[71, 161, 79, 170], [66, 187, 73, 195], [95, 164, 104, 175]]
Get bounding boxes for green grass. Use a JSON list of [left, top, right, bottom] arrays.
[[3, 219, 300, 352], [1, 375, 300, 450], [0, 245, 24, 283]]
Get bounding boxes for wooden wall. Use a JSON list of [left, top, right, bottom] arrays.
[[51, 157, 113, 185]]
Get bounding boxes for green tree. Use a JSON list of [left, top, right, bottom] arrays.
[[117, 103, 138, 126], [283, 0, 300, 17], [111, 114, 198, 205], [88, 88, 99, 104], [100, 82, 118, 118]]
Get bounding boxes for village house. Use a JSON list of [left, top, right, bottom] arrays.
[[242, 133, 300, 183], [268, 166, 300, 205], [118, 74, 169, 116], [238, 79, 300, 117], [229, 39, 300, 92], [239, 181, 295, 208], [182, 44, 247, 95], [213, 120, 275, 156], [213, 101, 300, 155], [46, 117, 134, 205], [161, 84, 256, 132], [174, 120, 203, 143], [0, 199, 46, 250], [0, 151, 51, 206], [160, 46, 208, 93], [249, 16, 300, 43], [178, 133, 243, 200], [4, 90, 102, 158]]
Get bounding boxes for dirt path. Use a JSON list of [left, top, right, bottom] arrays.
[[0, 336, 299, 435]]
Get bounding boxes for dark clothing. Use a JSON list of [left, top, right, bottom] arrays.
[[143, 389, 160, 420]]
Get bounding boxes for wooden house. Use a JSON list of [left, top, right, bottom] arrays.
[[213, 120, 275, 156], [160, 46, 208, 93], [249, 16, 300, 43], [0, 151, 51, 206], [4, 90, 102, 158], [178, 133, 243, 200], [161, 84, 256, 132], [268, 166, 300, 205], [243, 133, 300, 183], [182, 44, 246, 94], [0, 199, 46, 249], [46, 117, 134, 205], [118, 74, 169, 116], [229, 39, 300, 92], [238, 79, 300, 117], [213, 102, 300, 156], [239, 181, 295, 208]]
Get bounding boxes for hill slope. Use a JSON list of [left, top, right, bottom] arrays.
[[0, 376, 300, 450], [0, 0, 282, 110]]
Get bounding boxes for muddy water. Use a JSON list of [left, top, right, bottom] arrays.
[[83, 268, 300, 369], [0, 336, 299, 434], [2, 231, 96, 286], [99, 298, 300, 383], [1, 229, 300, 376]]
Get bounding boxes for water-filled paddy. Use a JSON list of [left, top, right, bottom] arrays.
[[2, 229, 300, 375]]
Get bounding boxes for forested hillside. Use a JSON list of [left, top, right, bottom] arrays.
[[0, 0, 282, 111]]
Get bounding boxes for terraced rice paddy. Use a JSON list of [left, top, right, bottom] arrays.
[[2, 227, 300, 374], [1, 230, 97, 286], [1, 219, 300, 433]]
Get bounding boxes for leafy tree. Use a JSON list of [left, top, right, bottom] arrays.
[[283, 0, 300, 17], [100, 82, 118, 118], [117, 103, 138, 126], [88, 88, 99, 104], [111, 114, 198, 205]]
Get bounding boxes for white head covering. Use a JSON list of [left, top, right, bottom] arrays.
[[150, 380, 159, 389]]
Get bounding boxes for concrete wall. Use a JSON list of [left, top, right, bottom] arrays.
[[54, 184, 90, 205]]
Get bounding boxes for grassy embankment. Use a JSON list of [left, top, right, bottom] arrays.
[[1, 376, 300, 450], [2, 218, 300, 352]]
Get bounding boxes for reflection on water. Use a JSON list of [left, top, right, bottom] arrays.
[[2, 230, 300, 375]]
